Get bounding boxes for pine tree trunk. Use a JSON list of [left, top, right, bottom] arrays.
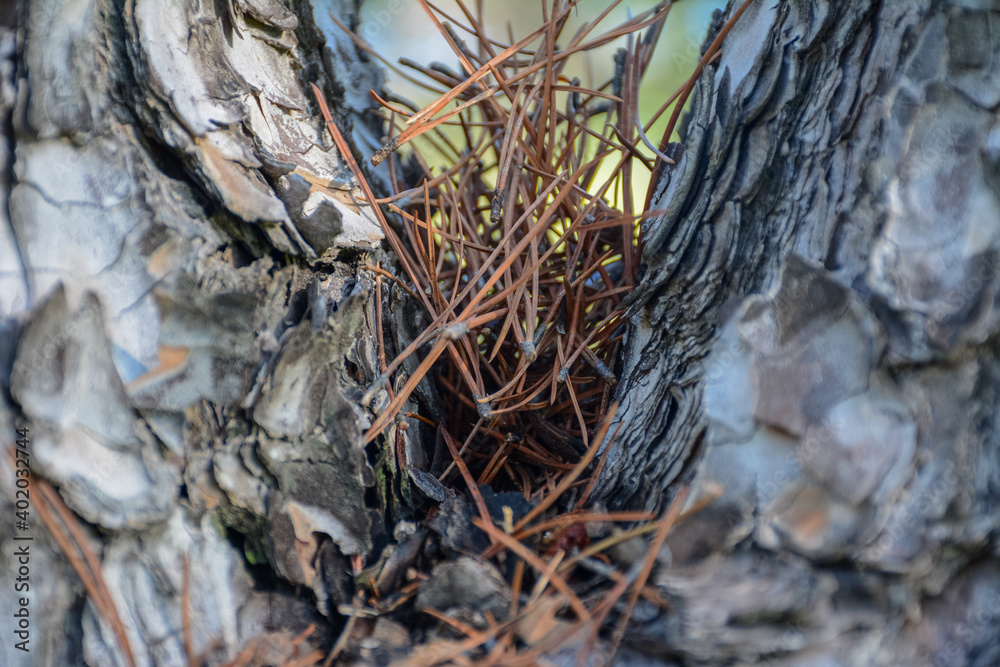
[[1, 1, 998, 665], [592, 1, 1000, 664]]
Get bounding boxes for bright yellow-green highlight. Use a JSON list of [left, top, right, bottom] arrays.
[[360, 0, 725, 206]]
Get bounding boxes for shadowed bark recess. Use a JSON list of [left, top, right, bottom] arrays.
[[1, 0, 998, 665]]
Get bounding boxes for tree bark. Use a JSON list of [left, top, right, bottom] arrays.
[[2, 1, 392, 665], [594, 0, 1000, 664], [1, 0, 998, 665]]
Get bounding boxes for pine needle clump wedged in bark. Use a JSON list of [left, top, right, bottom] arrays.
[[11, 2, 757, 666], [323, 0, 674, 474], [309, 1, 753, 663]]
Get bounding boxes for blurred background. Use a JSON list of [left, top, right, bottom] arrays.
[[328, 0, 727, 202], [356, 1, 724, 102]]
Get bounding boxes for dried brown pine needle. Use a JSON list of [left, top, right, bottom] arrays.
[[307, 3, 751, 662], [310, 1, 685, 467], [29, 473, 137, 667]]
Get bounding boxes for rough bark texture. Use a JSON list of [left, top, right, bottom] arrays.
[[1, 1, 395, 665], [593, 0, 1000, 664], [1, 0, 998, 665]]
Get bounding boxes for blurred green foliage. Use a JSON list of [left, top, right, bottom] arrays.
[[346, 0, 726, 203], [359, 1, 724, 105]]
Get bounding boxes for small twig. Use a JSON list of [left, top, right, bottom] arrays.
[[182, 553, 196, 667], [473, 517, 591, 623], [440, 424, 498, 548], [29, 471, 137, 667], [324, 591, 364, 666], [605, 486, 690, 662]]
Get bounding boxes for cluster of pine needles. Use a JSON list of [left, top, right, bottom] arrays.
[[312, 0, 749, 664], [318, 0, 749, 486], [12, 1, 753, 666], [323, 0, 694, 477]]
